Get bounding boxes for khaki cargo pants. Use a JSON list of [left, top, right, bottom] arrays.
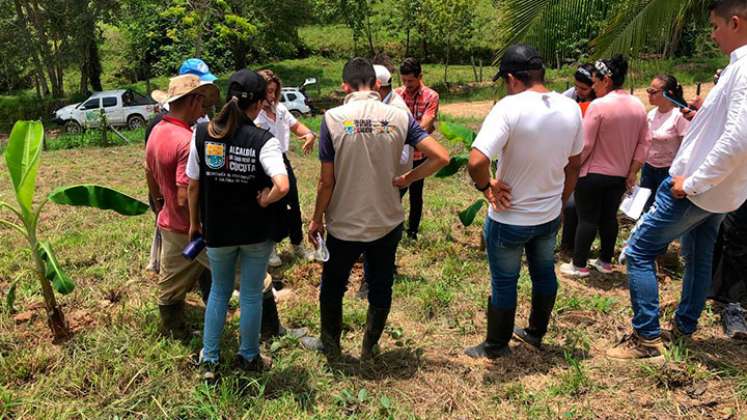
[[158, 230, 272, 305]]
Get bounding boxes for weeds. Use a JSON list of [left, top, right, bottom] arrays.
[[555, 294, 617, 314], [1, 138, 743, 418], [549, 351, 593, 397]]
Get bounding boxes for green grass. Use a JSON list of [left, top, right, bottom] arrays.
[[1, 118, 746, 417]]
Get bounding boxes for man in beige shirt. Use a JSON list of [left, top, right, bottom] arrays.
[[301, 57, 449, 360]]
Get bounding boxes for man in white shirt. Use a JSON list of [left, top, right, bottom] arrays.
[[464, 44, 583, 359], [608, 0, 747, 360]]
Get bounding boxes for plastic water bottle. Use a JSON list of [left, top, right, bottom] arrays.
[[314, 233, 330, 262]]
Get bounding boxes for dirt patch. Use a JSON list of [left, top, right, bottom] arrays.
[[441, 83, 715, 120]]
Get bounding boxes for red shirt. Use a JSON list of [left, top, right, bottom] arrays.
[[395, 83, 439, 160], [145, 115, 192, 234]]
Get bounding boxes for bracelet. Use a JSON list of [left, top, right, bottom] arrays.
[[475, 182, 490, 192]]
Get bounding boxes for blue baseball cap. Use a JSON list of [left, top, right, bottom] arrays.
[[179, 58, 217, 82]]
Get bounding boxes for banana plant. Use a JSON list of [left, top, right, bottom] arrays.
[[1, 121, 148, 339], [435, 121, 486, 227]]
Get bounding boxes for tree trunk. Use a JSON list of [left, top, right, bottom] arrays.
[[26, 0, 64, 97], [13, 0, 49, 96], [443, 38, 450, 86], [470, 55, 478, 83], [405, 27, 410, 57], [365, 12, 375, 56], [79, 62, 89, 96], [88, 39, 103, 92]]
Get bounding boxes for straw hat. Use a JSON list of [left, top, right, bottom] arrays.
[[151, 74, 219, 107]]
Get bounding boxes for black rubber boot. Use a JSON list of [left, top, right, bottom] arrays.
[[261, 290, 308, 342], [300, 298, 343, 358], [261, 290, 281, 342], [513, 293, 556, 349], [198, 269, 212, 305], [159, 302, 188, 340], [464, 297, 515, 359], [361, 306, 390, 360]]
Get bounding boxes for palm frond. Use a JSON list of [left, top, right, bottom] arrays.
[[494, 0, 604, 65], [591, 0, 690, 58]]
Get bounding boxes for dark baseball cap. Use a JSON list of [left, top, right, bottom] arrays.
[[226, 69, 266, 103], [493, 44, 545, 81]]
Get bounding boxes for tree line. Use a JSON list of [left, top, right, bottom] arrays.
[[1, 0, 720, 99]]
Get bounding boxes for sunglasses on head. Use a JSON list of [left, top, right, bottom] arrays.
[[594, 60, 612, 78]]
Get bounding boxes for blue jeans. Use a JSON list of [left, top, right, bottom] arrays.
[[484, 217, 561, 309], [640, 163, 671, 212], [625, 178, 725, 339], [201, 240, 273, 363]]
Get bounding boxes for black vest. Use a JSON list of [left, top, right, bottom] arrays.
[[195, 120, 288, 247]]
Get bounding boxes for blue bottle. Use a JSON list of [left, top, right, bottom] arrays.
[[182, 234, 206, 260]]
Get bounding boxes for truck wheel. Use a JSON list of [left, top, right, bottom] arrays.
[[127, 115, 146, 130], [290, 110, 302, 118], [64, 120, 82, 134]]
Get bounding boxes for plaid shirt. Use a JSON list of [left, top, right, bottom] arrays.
[[395, 84, 439, 160]]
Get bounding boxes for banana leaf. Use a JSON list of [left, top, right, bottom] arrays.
[[4, 121, 44, 218], [48, 185, 148, 216], [435, 155, 469, 178], [37, 241, 75, 295], [439, 122, 476, 148], [458, 199, 486, 227]]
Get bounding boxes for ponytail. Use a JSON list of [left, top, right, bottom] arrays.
[[208, 97, 244, 140], [655, 74, 685, 105]]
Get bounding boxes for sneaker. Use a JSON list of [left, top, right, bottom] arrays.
[[198, 351, 219, 383], [235, 353, 272, 373], [723, 303, 747, 340], [618, 242, 628, 265], [268, 246, 282, 267], [662, 320, 692, 345], [590, 258, 613, 274], [559, 262, 590, 278], [292, 243, 315, 261], [606, 332, 665, 360]]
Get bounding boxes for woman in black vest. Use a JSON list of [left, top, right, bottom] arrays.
[[186, 69, 289, 380]]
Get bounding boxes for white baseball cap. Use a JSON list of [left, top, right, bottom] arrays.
[[374, 65, 392, 87]]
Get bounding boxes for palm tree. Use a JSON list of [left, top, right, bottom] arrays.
[[495, 0, 710, 64]]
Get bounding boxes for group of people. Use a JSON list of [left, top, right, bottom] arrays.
[[142, 0, 747, 381], [465, 0, 747, 361], [144, 56, 448, 380]]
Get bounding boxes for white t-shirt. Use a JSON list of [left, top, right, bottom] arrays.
[[254, 103, 298, 153], [186, 131, 287, 181], [472, 90, 584, 226], [562, 87, 578, 101]]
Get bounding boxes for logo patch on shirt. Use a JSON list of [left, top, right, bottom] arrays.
[[342, 119, 393, 135], [373, 120, 392, 134], [343, 120, 355, 135], [205, 142, 225, 169]]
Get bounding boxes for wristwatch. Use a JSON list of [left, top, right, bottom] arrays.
[[474, 181, 490, 192]]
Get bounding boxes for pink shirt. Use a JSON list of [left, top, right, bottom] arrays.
[[145, 116, 192, 234], [646, 107, 690, 168], [580, 90, 651, 178]]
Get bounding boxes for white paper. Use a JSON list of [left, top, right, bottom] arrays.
[[619, 186, 652, 220]]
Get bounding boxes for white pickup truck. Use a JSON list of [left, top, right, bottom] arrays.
[[53, 89, 158, 133]]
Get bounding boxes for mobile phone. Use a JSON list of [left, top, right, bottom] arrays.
[[663, 91, 688, 109]]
